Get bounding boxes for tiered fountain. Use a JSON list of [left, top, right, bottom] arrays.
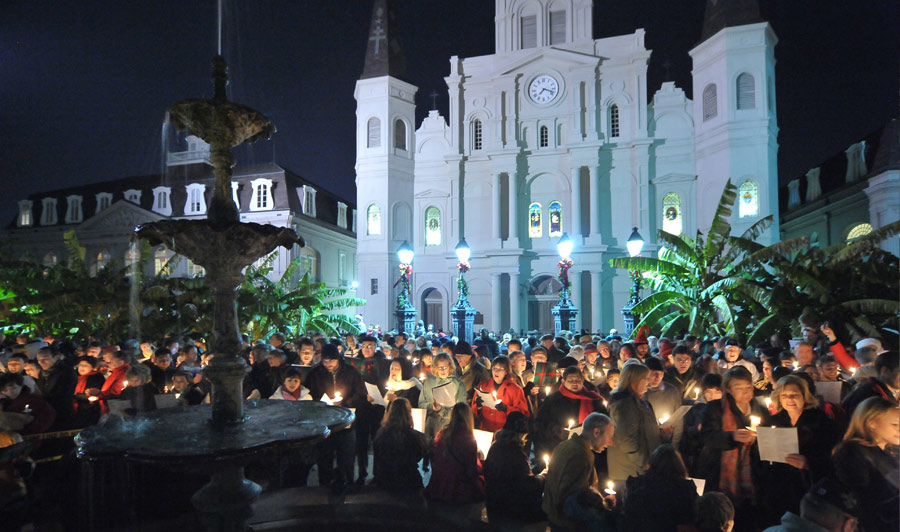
[[75, 55, 353, 532]]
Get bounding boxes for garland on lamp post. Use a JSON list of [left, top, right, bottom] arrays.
[[395, 263, 413, 308], [456, 261, 470, 299], [557, 257, 574, 293]]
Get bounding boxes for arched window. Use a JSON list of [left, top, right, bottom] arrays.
[[424, 206, 441, 246], [736, 73, 755, 110], [528, 202, 542, 238], [549, 201, 563, 237], [366, 204, 382, 236], [609, 105, 620, 138], [91, 250, 110, 276], [154, 247, 169, 276], [846, 223, 873, 242], [539, 125, 549, 147], [473, 119, 483, 150], [738, 180, 759, 218], [42, 252, 58, 268], [662, 193, 683, 235], [367, 117, 381, 148], [394, 119, 406, 150], [702, 84, 717, 121]]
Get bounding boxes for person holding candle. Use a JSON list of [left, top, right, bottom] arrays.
[[717, 339, 759, 383], [607, 362, 662, 482], [71, 356, 105, 428], [86, 350, 130, 414], [419, 353, 467, 447], [484, 411, 546, 523], [383, 357, 422, 406], [541, 412, 617, 531], [534, 366, 607, 461], [623, 444, 698, 532], [170, 370, 205, 406], [698, 366, 770, 532], [453, 341, 490, 402], [667, 345, 702, 402], [119, 363, 157, 414], [0, 372, 55, 435], [471, 356, 528, 432]]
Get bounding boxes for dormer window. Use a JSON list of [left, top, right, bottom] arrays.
[[95, 192, 113, 214], [249, 178, 274, 211], [184, 183, 207, 215], [40, 198, 58, 225], [300, 185, 317, 217], [352, 209, 357, 233], [231, 182, 241, 210], [337, 202, 348, 229], [124, 189, 142, 205], [152, 186, 172, 216], [17, 200, 33, 227], [65, 195, 83, 224]]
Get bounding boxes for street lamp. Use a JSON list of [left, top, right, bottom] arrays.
[[621, 227, 645, 336], [395, 240, 417, 335], [451, 237, 477, 343], [551, 232, 578, 335]]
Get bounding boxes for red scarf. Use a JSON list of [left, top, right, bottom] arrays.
[[719, 397, 755, 503], [558, 386, 603, 423]]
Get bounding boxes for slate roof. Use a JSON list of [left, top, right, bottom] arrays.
[[360, 0, 407, 81]]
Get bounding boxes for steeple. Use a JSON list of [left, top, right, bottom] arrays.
[[701, 0, 763, 40], [361, 0, 406, 81]]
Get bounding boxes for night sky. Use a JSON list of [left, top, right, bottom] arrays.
[[1, 0, 897, 225]]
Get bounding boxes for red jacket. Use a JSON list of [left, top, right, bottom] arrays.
[[6, 391, 56, 435], [98, 364, 129, 414], [471, 378, 529, 432]]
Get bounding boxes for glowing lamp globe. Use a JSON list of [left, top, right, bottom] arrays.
[[455, 238, 471, 263], [397, 241, 415, 265], [557, 233, 574, 260], [626, 227, 644, 257]]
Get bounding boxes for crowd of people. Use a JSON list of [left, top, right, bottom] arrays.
[[0, 313, 897, 532]]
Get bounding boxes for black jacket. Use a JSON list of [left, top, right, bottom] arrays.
[[305, 361, 366, 409], [372, 425, 428, 491], [833, 440, 899, 532], [37, 361, 76, 429], [624, 473, 698, 532], [697, 395, 770, 494], [484, 432, 545, 522]]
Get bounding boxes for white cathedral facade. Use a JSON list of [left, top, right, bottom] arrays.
[[355, 0, 779, 334]]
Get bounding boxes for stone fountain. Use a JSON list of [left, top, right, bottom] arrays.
[[75, 56, 353, 531]]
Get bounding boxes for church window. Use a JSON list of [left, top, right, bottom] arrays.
[[394, 119, 406, 150], [424, 206, 441, 246], [662, 193, 683, 235], [549, 201, 562, 237], [66, 195, 83, 224], [846, 223, 873, 242], [366, 204, 382, 235], [17, 200, 33, 227], [609, 105, 620, 138], [703, 84, 717, 121], [473, 119, 483, 150], [528, 202, 542, 238], [42, 252, 58, 268], [550, 10, 566, 45], [738, 180, 759, 218], [152, 186, 172, 216], [367, 117, 381, 148], [154, 247, 169, 276], [521, 15, 537, 49], [737, 73, 755, 110], [41, 198, 58, 226], [185, 184, 206, 215], [95, 192, 113, 214], [540, 125, 549, 147], [249, 178, 273, 211]]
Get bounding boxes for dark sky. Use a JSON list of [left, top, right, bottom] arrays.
[[1, 0, 897, 224]]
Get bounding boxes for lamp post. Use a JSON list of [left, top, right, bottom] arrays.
[[451, 238, 477, 343], [551, 232, 578, 334], [621, 227, 644, 336], [395, 240, 417, 335]]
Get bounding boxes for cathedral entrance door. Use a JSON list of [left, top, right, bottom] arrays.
[[527, 276, 562, 334], [422, 288, 444, 332]]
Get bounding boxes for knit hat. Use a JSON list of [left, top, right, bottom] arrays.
[[557, 356, 579, 369], [321, 344, 342, 360], [502, 411, 529, 434], [807, 479, 858, 517], [644, 357, 665, 372], [855, 337, 886, 354], [657, 339, 675, 359], [583, 343, 598, 356], [453, 341, 474, 357], [633, 325, 650, 345]]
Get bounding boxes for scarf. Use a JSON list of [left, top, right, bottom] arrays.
[[719, 397, 755, 502], [558, 386, 603, 423], [387, 377, 422, 391]]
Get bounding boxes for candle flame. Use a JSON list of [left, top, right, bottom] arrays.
[[545, 386, 551, 395], [764, 397, 772, 407], [568, 419, 575, 429], [543, 454, 550, 466], [419, 373, 426, 381], [658, 413, 669, 424]]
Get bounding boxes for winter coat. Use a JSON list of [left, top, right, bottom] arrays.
[[372, 425, 428, 491], [119, 383, 158, 414], [541, 434, 604, 530], [425, 427, 484, 503], [624, 473, 698, 532], [833, 440, 899, 532], [72, 372, 105, 428], [697, 393, 769, 493], [456, 360, 490, 402], [269, 385, 311, 401], [471, 379, 529, 432], [533, 390, 606, 458], [607, 390, 662, 481], [36, 361, 76, 429], [484, 432, 545, 521], [418, 374, 467, 441], [3, 391, 55, 435], [304, 362, 366, 409], [645, 381, 683, 422]]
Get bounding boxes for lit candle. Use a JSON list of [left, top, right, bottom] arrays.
[[602, 399, 608, 408], [568, 419, 575, 430], [174, 393, 181, 399], [419, 373, 426, 381], [749, 416, 761, 431], [122, 381, 129, 388], [792, 361, 799, 370], [658, 413, 669, 425], [851, 366, 858, 376], [764, 397, 772, 409], [545, 386, 551, 395], [413, 358, 419, 364], [604, 481, 616, 495], [333, 391, 343, 404], [589, 367, 595, 379], [543, 454, 550, 468], [23, 404, 31, 413], [88, 396, 98, 402], [693, 388, 700, 400]]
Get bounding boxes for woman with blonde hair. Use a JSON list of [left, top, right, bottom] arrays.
[[607, 361, 662, 481], [832, 396, 899, 532], [372, 397, 427, 492], [761, 374, 840, 524], [425, 402, 485, 503]]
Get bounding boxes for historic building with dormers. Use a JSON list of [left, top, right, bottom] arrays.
[[355, 0, 780, 333], [4, 135, 357, 290]]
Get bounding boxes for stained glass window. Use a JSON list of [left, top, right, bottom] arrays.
[[549, 201, 562, 237], [738, 180, 759, 218], [425, 206, 441, 246], [528, 202, 542, 238], [662, 193, 682, 235], [846, 223, 873, 242], [367, 204, 381, 235]]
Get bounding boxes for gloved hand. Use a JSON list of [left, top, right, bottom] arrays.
[[495, 402, 508, 412]]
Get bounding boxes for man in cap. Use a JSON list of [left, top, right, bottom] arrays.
[[632, 326, 650, 361], [717, 338, 759, 382], [763, 478, 858, 532]]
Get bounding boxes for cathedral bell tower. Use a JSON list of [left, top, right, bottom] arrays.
[[355, 0, 418, 331]]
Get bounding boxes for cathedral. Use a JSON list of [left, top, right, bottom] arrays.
[[355, 0, 779, 334]]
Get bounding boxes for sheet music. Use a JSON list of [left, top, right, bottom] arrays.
[[473, 428, 494, 457], [816, 381, 842, 404], [475, 388, 500, 409], [365, 382, 387, 406], [756, 426, 799, 463], [432, 382, 457, 408], [410, 408, 426, 433]]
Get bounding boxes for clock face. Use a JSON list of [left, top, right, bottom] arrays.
[[529, 75, 560, 104]]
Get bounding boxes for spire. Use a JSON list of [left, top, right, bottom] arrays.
[[701, 0, 763, 40], [361, 0, 407, 81]]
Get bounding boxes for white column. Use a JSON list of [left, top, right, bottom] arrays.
[[571, 166, 582, 237], [508, 172, 519, 241], [589, 166, 601, 236], [591, 270, 602, 334], [509, 272, 520, 333], [491, 272, 503, 332], [570, 270, 582, 332], [492, 173, 502, 241]]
